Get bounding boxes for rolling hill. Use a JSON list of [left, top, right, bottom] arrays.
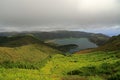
[[0, 35, 61, 69], [0, 35, 43, 47], [95, 34, 120, 51]]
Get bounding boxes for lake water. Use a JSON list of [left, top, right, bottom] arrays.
[[51, 38, 98, 53]]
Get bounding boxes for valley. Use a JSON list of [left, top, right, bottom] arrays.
[[0, 32, 119, 80]]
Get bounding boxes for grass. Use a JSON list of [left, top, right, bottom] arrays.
[[0, 44, 61, 69], [0, 51, 120, 80], [40, 51, 120, 80]]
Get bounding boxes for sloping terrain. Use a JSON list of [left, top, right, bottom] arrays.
[[96, 35, 120, 51], [0, 35, 43, 47], [0, 35, 61, 69], [42, 51, 120, 80]]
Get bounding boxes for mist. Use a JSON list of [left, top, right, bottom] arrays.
[[0, 0, 120, 35]]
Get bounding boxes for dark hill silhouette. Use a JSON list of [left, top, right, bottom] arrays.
[[0, 35, 43, 47]]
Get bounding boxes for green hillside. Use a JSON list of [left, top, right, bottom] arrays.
[[96, 35, 120, 51], [40, 51, 120, 80], [0, 51, 119, 80], [0, 35, 43, 47], [0, 35, 61, 69]]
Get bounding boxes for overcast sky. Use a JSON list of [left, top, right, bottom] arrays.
[[0, 0, 120, 36]]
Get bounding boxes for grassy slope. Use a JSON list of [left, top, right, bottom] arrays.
[[0, 51, 120, 80], [0, 35, 44, 47], [96, 35, 120, 51], [0, 35, 61, 69], [40, 51, 120, 79], [0, 44, 60, 63]]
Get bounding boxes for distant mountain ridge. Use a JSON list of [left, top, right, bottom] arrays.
[[0, 31, 110, 46]]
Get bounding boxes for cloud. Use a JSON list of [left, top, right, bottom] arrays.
[[0, 0, 120, 34]]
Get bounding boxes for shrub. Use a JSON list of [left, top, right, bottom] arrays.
[[67, 70, 82, 75], [108, 72, 120, 80]]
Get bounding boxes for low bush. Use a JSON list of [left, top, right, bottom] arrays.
[[67, 61, 120, 80], [108, 72, 120, 80]]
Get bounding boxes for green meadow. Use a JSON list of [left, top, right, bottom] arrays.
[[0, 51, 120, 80]]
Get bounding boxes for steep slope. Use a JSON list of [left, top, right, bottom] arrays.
[[0, 35, 61, 69], [96, 34, 120, 51]]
